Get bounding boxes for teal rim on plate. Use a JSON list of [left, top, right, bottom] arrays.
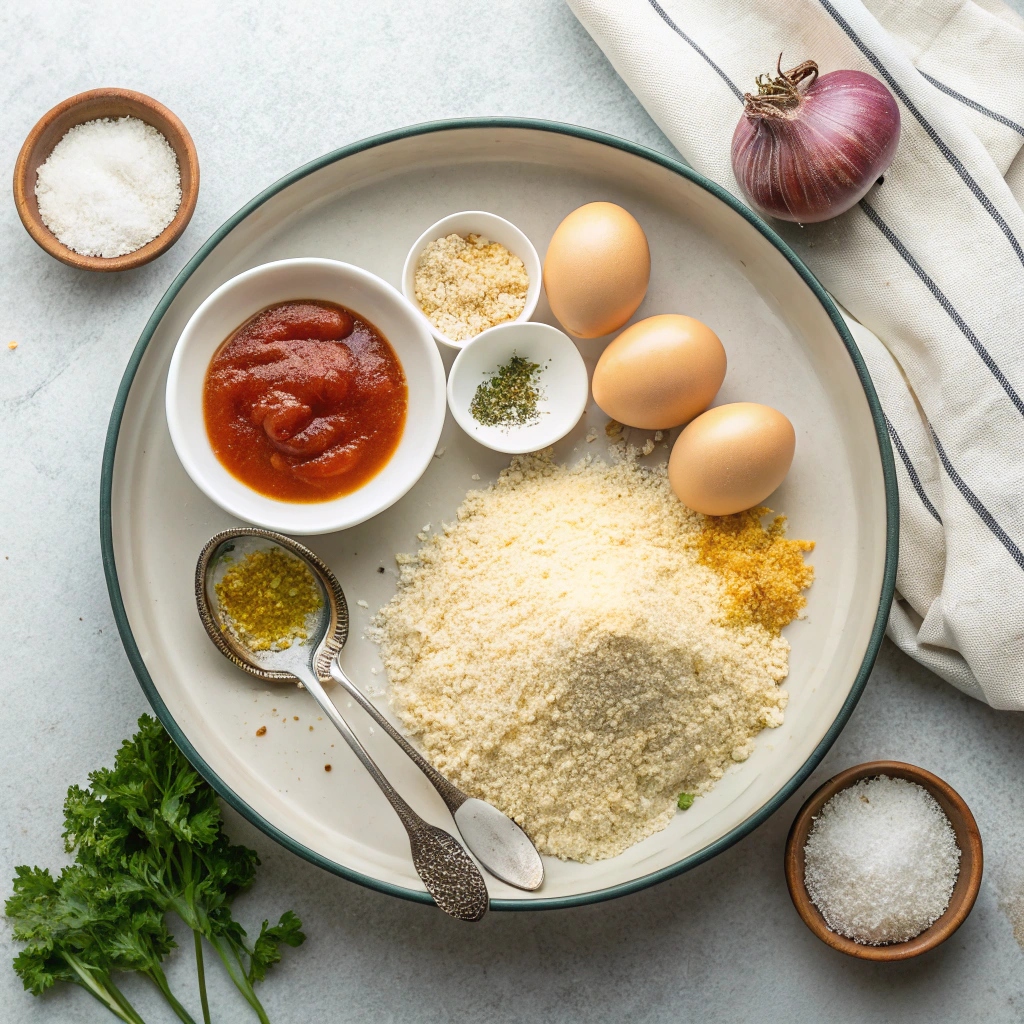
[[100, 118, 899, 911]]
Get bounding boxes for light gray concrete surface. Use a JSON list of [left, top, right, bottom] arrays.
[[2, 2, 1024, 1022]]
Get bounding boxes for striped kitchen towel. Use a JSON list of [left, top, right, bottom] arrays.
[[568, 0, 1024, 709]]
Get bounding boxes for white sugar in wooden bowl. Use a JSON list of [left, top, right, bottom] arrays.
[[14, 88, 199, 272], [803, 776, 961, 944], [786, 760, 983, 961], [35, 116, 182, 259]]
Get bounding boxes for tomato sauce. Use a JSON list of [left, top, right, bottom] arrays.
[[203, 300, 407, 502]]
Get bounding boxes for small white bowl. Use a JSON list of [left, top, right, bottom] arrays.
[[447, 321, 588, 454], [401, 210, 542, 350], [165, 258, 446, 535]]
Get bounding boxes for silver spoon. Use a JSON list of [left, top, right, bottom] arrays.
[[195, 529, 489, 921], [328, 657, 544, 891], [198, 528, 543, 892]]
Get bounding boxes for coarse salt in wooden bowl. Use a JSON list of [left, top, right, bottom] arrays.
[[13, 88, 199, 272], [785, 760, 983, 961]]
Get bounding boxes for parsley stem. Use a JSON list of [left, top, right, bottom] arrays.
[[100, 982, 148, 1024], [194, 931, 212, 1024], [146, 963, 199, 1024], [64, 954, 147, 1024], [207, 933, 272, 1024]]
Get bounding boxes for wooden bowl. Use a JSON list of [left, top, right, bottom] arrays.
[[13, 88, 199, 272], [785, 760, 983, 961]]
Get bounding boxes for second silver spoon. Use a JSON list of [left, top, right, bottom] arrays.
[[196, 529, 488, 921], [329, 656, 544, 891]]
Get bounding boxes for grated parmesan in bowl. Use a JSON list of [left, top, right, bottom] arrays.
[[402, 210, 541, 349], [370, 450, 814, 862], [414, 233, 528, 343]]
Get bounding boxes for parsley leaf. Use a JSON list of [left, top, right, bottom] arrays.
[[8, 715, 306, 1023], [249, 911, 306, 984]]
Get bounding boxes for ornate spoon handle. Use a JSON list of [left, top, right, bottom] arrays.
[[329, 658, 467, 812], [293, 662, 488, 921]]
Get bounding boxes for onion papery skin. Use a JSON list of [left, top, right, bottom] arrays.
[[731, 67, 900, 223]]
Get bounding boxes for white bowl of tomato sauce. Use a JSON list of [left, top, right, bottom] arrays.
[[165, 258, 446, 534]]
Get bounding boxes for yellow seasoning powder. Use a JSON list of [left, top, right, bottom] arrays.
[[215, 547, 322, 651], [696, 507, 815, 634]]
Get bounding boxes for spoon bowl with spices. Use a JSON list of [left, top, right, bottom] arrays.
[[14, 88, 199, 272], [785, 760, 983, 961], [195, 527, 544, 914], [447, 321, 589, 454]]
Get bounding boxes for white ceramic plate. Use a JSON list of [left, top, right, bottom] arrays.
[[102, 120, 897, 910]]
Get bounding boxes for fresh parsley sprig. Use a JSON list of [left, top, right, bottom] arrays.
[[7, 863, 181, 1024], [7, 715, 305, 1023]]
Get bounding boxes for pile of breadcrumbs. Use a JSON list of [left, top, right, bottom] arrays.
[[371, 452, 813, 862], [413, 233, 528, 342]]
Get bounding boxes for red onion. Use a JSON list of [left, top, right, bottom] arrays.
[[731, 58, 900, 223]]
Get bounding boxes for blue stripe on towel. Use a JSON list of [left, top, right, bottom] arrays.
[[885, 416, 942, 524], [861, 201, 1024, 417], [919, 71, 1024, 140], [816, 0, 1024, 270], [930, 428, 1024, 571], [645, 0, 744, 101]]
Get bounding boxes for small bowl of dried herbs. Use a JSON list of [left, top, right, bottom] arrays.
[[447, 321, 588, 454]]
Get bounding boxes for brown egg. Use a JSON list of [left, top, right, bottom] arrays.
[[592, 315, 726, 429], [668, 403, 795, 516], [543, 202, 650, 338]]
